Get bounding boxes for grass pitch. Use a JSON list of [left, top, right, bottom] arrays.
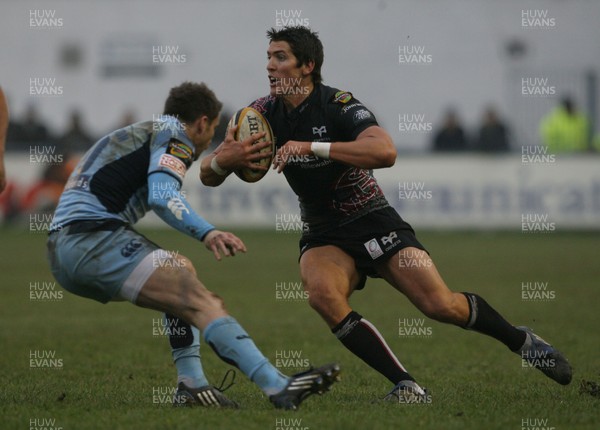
[[1, 228, 599, 429]]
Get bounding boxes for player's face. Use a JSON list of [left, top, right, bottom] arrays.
[[267, 41, 313, 100]]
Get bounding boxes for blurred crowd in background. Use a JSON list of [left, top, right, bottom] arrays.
[[0, 94, 234, 224], [433, 97, 595, 153], [4, 97, 596, 156], [0, 89, 598, 226]]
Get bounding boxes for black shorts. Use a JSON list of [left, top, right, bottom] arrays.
[[299, 206, 427, 290]]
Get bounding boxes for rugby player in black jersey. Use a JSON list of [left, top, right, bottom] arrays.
[[200, 26, 572, 401]]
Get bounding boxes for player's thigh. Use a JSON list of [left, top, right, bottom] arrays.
[[375, 247, 456, 315], [48, 227, 224, 327], [47, 226, 160, 303], [300, 245, 361, 326]]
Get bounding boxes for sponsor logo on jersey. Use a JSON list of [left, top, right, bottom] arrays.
[[333, 91, 352, 104], [159, 154, 187, 180], [167, 198, 190, 221], [167, 139, 193, 163], [64, 174, 90, 191], [121, 238, 143, 258], [364, 238, 384, 260], [381, 231, 398, 246], [354, 109, 372, 123], [341, 102, 361, 114], [381, 231, 402, 251], [312, 125, 327, 137], [334, 318, 359, 339]]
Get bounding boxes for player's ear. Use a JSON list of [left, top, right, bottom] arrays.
[[196, 115, 209, 134], [301, 60, 315, 78]]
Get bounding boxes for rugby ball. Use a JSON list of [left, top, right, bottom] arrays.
[[227, 107, 274, 183]]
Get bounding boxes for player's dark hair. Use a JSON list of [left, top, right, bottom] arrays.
[[267, 26, 324, 84], [163, 82, 222, 124]]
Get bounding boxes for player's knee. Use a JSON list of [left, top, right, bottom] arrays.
[[177, 256, 197, 277], [205, 290, 226, 312], [304, 281, 321, 304], [307, 292, 324, 313], [305, 281, 336, 314], [189, 281, 225, 312], [179, 282, 226, 317]]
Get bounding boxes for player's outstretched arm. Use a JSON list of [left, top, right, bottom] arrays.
[[330, 126, 397, 168], [273, 125, 397, 173], [148, 171, 215, 239], [148, 171, 245, 260], [200, 126, 272, 187]]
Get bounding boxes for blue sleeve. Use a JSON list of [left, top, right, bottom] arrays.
[[148, 117, 196, 184], [148, 171, 215, 241]]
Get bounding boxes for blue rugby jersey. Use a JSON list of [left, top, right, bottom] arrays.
[[51, 116, 214, 240]]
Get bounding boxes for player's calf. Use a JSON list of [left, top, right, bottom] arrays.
[[416, 291, 468, 325]]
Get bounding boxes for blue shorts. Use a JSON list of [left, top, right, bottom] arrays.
[[46, 220, 162, 304]]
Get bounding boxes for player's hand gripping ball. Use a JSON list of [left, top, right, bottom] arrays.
[[227, 107, 275, 183]]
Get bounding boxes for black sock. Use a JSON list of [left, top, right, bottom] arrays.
[[462, 293, 526, 351], [332, 311, 415, 385]]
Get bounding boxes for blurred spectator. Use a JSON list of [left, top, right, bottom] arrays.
[[0, 86, 8, 193], [57, 109, 94, 154], [19, 158, 76, 216], [6, 104, 53, 146], [115, 109, 137, 129], [475, 107, 510, 152], [1, 155, 77, 224], [432, 109, 468, 151], [540, 96, 590, 152]]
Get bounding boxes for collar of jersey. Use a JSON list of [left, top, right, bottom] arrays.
[[279, 84, 321, 120]]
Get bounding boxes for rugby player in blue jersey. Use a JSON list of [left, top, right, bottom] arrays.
[[200, 27, 572, 402], [47, 82, 339, 410]]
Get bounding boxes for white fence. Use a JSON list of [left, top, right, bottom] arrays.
[[7, 154, 598, 230]]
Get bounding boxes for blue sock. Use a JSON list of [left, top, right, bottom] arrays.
[[165, 314, 209, 388], [204, 316, 289, 395]]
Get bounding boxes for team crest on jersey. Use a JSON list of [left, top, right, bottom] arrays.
[[332, 91, 353, 104], [167, 139, 193, 165], [312, 125, 327, 137]]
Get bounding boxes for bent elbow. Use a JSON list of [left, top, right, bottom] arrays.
[[147, 195, 164, 211], [199, 173, 211, 186], [147, 190, 172, 211], [199, 165, 223, 187], [200, 175, 221, 187], [379, 145, 397, 167]]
